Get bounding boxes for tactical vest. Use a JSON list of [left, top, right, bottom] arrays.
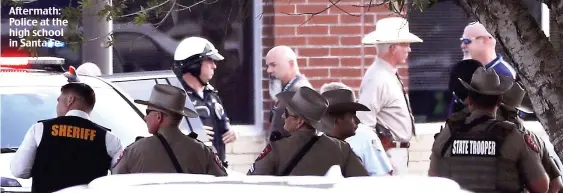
[[187, 85, 229, 163], [31, 116, 111, 193], [436, 113, 522, 193]]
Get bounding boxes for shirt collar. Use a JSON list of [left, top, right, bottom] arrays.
[[484, 54, 502, 69], [466, 109, 496, 123], [65, 110, 91, 120], [375, 57, 398, 75]]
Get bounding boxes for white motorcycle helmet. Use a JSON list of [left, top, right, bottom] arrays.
[[173, 37, 223, 84]]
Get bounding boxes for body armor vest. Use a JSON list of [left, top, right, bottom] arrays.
[[437, 112, 522, 193]]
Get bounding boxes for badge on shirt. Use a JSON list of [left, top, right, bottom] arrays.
[[114, 149, 126, 167], [524, 134, 539, 153], [214, 103, 225, 120], [256, 144, 272, 161]]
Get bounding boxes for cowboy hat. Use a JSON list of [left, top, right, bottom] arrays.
[[458, 67, 514, 95], [276, 87, 328, 126], [134, 84, 199, 118], [322, 89, 370, 113], [501, 82, 534, 113], [362, 17, 423, 44]]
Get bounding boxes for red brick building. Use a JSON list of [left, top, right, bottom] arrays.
[[259, 0, 408, 131]]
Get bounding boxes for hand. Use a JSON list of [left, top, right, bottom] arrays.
[[204, 126, 214, 141], [222, 130, 238, 144]]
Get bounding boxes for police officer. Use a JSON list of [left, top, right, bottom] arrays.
[[112, 84, 227, 176], [10, 81, 124, 193], [497, 82, 563, 192], [172, 36, 237, 167], [429, 67, 549, 192], [318, 84, 393, 176], [247, 87, 368, 177]]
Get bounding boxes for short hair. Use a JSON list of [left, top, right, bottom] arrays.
[[375, 43, 392, 56], [449, 59, 483, 101], [320, 82, 353, 94], [61, 83, 96, 110]]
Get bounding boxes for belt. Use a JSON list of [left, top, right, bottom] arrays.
[[394, 142, 410, 148]]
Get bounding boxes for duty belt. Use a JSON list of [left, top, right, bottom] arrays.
[[393, 141, 410, 148]]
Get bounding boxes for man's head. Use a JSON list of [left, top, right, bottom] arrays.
[[461, 22, 495, 60], [276, 87, 328, 133], [173, 37, 223, 84], [57, 83, 96, 116], [361, 17, 422, 66], [459, 67, 514, 112], [449, 59, 483, 103], [319, 82, 369, 139], [265, 46, 299, 82], [134, 84, 199, 134]]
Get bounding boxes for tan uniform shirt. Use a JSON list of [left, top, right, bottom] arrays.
[[496, 107, 562, 180], [112, 127, 227, 176], [430, 110, 546, 185], [248, 130, 368, 177], [357, 58, 413, 142]]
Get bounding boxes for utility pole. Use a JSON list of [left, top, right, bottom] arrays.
[[81, 0, 113, 75]]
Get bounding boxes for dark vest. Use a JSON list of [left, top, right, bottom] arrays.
[[187, 85, 229, 163], [31, 116, 111, 193], [436, 113, 521, 192]]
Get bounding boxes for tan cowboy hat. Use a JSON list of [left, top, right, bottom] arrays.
[[322, 89, 370, 113], [134, 84, 199, 118], [362, 17, 423, 44], [458, 67, 514, 95], [501, 82, 534, 113], [276, 87, 329, 126]]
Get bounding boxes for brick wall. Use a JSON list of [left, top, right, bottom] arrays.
[[261, 0, 411, 131], [224, 0, 424, 174]]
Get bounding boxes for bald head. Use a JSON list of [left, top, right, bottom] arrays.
[[462, 22, 492, 39], [265, 45, 300, 83]]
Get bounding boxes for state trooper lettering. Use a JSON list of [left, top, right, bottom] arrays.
[[451, 140, 497, 156]]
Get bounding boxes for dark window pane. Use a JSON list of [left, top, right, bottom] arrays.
[[113, 79, 157, 101]]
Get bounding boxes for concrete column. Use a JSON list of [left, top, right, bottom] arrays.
[[81, 0, 113, 75]]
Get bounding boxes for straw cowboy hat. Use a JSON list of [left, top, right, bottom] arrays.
[[501, 82, 534, 113], [362, 17, 423, 44], [276, 87, 329, 126], [134, 84, 199, 118], [458, 67, 514, 96]]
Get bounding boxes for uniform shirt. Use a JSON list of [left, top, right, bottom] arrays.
[[112, 127, 227, 176], [186, 84, 230, 162], [248, 129, 368, 177], [10, 110, 123, 179], [429, 110, 547, 187], [357, 58, 413, 142], [345, 124, 393, 176]]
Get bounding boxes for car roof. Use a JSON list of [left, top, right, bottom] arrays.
[[101, 70, 176, 82]]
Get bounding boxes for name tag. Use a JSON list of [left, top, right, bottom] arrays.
[[451, 139, 497, 156]]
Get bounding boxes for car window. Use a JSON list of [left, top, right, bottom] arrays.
[[0, 86, 149, 149], [113, 33, 173, 72]]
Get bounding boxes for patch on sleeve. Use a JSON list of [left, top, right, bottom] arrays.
[[524, 134, 539, 153], [114, 149, 126, 167], [256, 144, 272, 161], [247, 164, 255, 175]]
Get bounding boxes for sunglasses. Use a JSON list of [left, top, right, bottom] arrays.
[[282, 108, 297, 119], [146, 109, 167, 116], [460, 36, 490, 45]]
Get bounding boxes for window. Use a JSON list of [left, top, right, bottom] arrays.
[[113, 79, 157, 102], [0, 86, 149, 149], [118, 0, 256, 125], [112, 33, 174, 73]]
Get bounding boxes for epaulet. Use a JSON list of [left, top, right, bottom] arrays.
[[205, 84, 217, 92], [446, 109, 468, 124]]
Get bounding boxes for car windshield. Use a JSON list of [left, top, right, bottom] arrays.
[[0, 86, 149, 148]]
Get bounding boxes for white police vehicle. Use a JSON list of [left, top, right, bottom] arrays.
[[54, 166, 469, 193]]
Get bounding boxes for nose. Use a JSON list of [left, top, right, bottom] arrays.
[[266, 65, 273, 73], [461, 42, 467, 49], [211, 61, 217, 69]]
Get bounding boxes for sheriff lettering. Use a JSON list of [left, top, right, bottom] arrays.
[[451, 140, 497, 156], [51, 124, 96, 141]]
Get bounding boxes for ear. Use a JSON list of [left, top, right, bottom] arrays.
[[66, 95, 75, 106], [297, 117, 306, 128]]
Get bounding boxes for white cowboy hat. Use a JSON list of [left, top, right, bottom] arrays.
[[362, 17, 423, 44]]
